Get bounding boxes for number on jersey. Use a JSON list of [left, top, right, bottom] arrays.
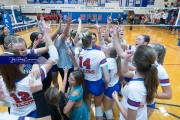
[[10, 92, 32, 103], [79, 56, 90, 69]]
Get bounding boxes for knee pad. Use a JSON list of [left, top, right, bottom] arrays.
[[105, 109, 113, 119], [95, 106, 103, 117]]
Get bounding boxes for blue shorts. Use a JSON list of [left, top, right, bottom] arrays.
[[27, 110, 37, 118], [84, 78, 104, 96], [105, 80, 121, 99], [123, 77, 132, 83], [147, 101, 156, 109], [50, 64, 58, 73]]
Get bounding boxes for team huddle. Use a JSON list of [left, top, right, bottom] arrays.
[[0, 14, 172, 120]]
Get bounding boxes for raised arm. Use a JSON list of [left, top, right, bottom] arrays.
[[96, 24, 105, 48], [121, 52, 134, 78], [111, 26, 126, 59], [73, 17, 82, 44], [61, 14, 75, 42], [104, 14, 113, 43], [61, 67, 69, 93], [29, 77, 51, 120], [40, 21, 58, 73], [66, 49, 78, 70], [51, 16, 62, 41]]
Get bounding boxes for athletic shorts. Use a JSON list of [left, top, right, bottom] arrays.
[[84, 78, 104, 96], [104, 80, 121, 99], [147, 100, 156, 109], [50, 64, 58, 73]]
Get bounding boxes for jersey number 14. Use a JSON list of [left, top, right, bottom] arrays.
[[79, 56, 90, 69]]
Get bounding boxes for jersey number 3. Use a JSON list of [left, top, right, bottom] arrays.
[[79, 56, 90, 69]]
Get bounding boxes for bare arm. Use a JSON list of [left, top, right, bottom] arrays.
[[112, 92, 128, 119], [155, 85, 172, 99], [127, 108, 137, 120], [61, 15, 75, 42], [61, 67, 69, 93], [66, 49, 78, 70], [63, 91, 78, 114], [40, 21, 58, 73], [73, 17, 82, 44], [51, 17, 62, 41], [102, 65, 110, 83]]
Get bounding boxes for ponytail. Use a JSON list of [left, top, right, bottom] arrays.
[[144, 64, 159, 104], [116, 56, 121, 77]]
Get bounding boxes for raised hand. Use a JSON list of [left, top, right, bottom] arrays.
[[31, 64, 40, 80], [29, 77, 43, 93], [41, 21, 50, 34], [78, 17, 82, 23], [124, 50, 134, 60], [107, 13, 112, 24], [109, 26, 119, 38], [63, 66, 69, 74], [95, 24, 101, 33], [32, 40, 39, 49], [66, 14, 76, 25], [66, 48, 73, 57]]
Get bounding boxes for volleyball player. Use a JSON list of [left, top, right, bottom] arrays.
[[0, 21, 58, 117], [75, 29, 110, 120]]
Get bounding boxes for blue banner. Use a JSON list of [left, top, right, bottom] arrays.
[[0, 56, 40, 64], [2, 14, 13, 35], [62, 12, 124, 23]]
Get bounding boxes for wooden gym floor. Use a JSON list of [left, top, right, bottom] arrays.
[[0, 25, 180, 120]]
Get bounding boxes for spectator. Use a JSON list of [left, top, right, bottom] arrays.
[[129, 16, 134, 30], [38, 15, 44, 33], [117, 14, 122, 24]]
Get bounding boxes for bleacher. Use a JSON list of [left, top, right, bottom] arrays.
[[1, 9, 37, 33]]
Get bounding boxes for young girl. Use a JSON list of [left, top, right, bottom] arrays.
[[112, 43, 159, 120], [147, 43, 172, 117], [0, 75, 51, 120], [101, 42, 121, 120], [75, 30, 110, 120], [0, 26, 9, 51], [112, 45, 159, 120], [63, 70, 89, 120], [0, 22, 58, 117]]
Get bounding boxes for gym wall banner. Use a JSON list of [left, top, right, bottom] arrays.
[[2, 14, 13, 35]]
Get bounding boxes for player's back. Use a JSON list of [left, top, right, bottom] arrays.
[[76, 48, 107, 81], [1, 74, 36, 116]]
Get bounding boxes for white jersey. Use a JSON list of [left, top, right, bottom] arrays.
[[120, 78, 147, 120], [106, 58, 119, 87], [75, 48, 107, 81], [0, 66, 47, 116], [156, 63, 170, 86], [0, 112, 30, 120]]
